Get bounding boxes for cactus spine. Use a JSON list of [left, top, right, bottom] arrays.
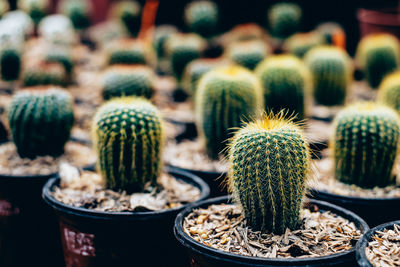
[[304, 46, 352, 106], [196, 66, 263, 159], [333, 102, 400, 188], [378, 71, 400, 113], [225, 40, 270, 70], [268, 2, 302, 39], [228, 113, 310, 234], [0, 48, 21, 81], [8, 88, 74, 159], [93, 97, 164, 193], [184, 0, 218, 38]]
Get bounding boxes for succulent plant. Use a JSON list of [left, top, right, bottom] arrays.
[[59, 0, 91, 30], [38, 14, 77, 46], [255, 54, 310, 120], [268, 2, 302, 39], [195, 65, 263, 159], [333, 102, 400, 188], [225, 40, 270, 70], [107, 39, 150, 65], [356, 33, 400, 88], [93, 97, 164, 193], [283, 31, 324, 58], [8, 88, 74, 159], [102, 65, 154, 100], [153, 25, 178, 59], [19, 0, 49, 25], [316, 22, 346, 48], [378, 71, 400, 113], [110, 0, 141, 37], [228, 112, 310, 234], [22, 62, 66, 87], [184, 0, 218, 38], [0, 48, 21, 81], [45, 48, 74, 76], [304, 46, 352, 106]]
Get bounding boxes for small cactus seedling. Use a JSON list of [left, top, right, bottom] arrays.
[[8, 87, 74, 159], [93, 97, 164, 193], [195, 65, 263, 159], [225, 40, 270, 70], [228, 112, 310, 234], [110, 0, 141, 37], [333, 102, 400, 188], [304, 45, 352, 106], [255, 54, 311, 120], [316, 22, 346, 48], [283, 31, 324, 58], [22, 62, 66, 87], [356, 33, 400, 88], [102, 65, 154, 100], [0, 48, 21, 81], [184, 0, 218, 38], [153, 25, 178, 59], [59, 0, 91, 30], [378, 71, 400, 113], [19, 0, 49, 25], [107, 39, 150, 65], [268, 2, 302, 39]]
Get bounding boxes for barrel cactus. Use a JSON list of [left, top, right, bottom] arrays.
[[102, 65, 154, 100], [316, 22, 346, 48], [22, 62, 66, 87], [255, 54, 310, 120], [110, 0, 141, 37], [59, 0, 91, 30], [196, 65, 263, 159], [8, 88, 74, 159], [268, 2, 302, 39], [45, 48, 74, 77], [93, 97, 164, 193], [107, 39, 150, 65], [184, 0, 218, 38], [333, 102, 400, 188], [153, 25, 178, 59], [225, 40, 270, 70], [19, 0, 49, 25], [304, 46, 352, 106], [356, 33, 400, 88], [378, 71, 400, 113], [0, 48, 21, 81], [283, 31, 324, 58], [228, 113, 310, 233]]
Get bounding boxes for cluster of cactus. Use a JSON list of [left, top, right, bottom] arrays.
[[333, 102, 400, 188], [110, 0, 141, 37], [268, 2, 302, 39], [0, 48, 21, 81], [184, 0, 218, 38], [93, 97, 164, 193], [107, 39, 149, 65], [283, 31, 324, 58], [356, 33, 400, 88], [22, 62, 66, 87], [378, 71, 400, 113], [59, 0, 91, 30], [304, 46, 352, 106], [8, 88, 74, 159], [102, 65, 154, 100], [195, 66, 263, 159], [19, 0, 49, 25], [153, 25, 178, 59], [227, 113, 310, 234], [255, 54, 310, 120], [225, 40, 270, 70], [316, 22, 346, 48]]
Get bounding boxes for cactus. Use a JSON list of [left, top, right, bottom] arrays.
[[195, 65, 263, 159], [38, 14, 77, 46], [110, 0, 141, 37], [227, 112, 310, 234], [22, 62, 66, 87], [268, 2, 302, 39], [356, 33, 400, 88], [316, 22, 346, 48], [255, 54, 310, 121], [333, 102, 400, 188], [19, 0, 49, 25], [304, 46, 352, 106], [378, 71, 400, 113], [45, 48, 74, 77], [93, 97, 164, 193], [184, 0, 218, 38], [102, 65, 154, 100], [0, 1, 9, 18], [283, 31, 324, 58], [225, 40, 270, 70], [8, 88, 74, 159], [165, 33, 206, 81], [0, 48, 21, 81], [153, 25, 178, 59], [107, 39, 150, 65], [59, 0, 91, 30]]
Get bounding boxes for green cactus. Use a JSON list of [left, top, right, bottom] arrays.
[[227, 112, 310, 234], [93, 97, 164, 193], [255, 54, 310, 121], [107, 39, 149, 65], [8, 88, 74, 159], [22, 62, 66, 87], [184, 0, 218, 38], [0, 48, 21, 81], [195, 65, 263, 159], [59, 0, 91, 30], [102, 65, 154, 100], [304, 46, 352, 106], [19, 0, 49, 25], [283, 31, 324, 58], [316, 22, 345, 46], [268, 2, 302, 39], [45, 48, 74, 77], [333, 102, 400, 188], [356, 33, 400, 88], [378, 71, 400, 113], [225, 40, 270, 70], [153, 25, 178, 59], [110, 0, 141, 37]]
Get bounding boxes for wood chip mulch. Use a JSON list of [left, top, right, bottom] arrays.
[[366, 224, 400, 267]]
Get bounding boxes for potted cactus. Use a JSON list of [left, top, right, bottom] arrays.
[[184, 0, 219, 39], [43, 96, 209, 266], [378, 71, 400, 113], [268, 2, 302, 40], [174, 113, 369, 267]]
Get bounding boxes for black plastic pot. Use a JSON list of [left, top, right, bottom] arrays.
[[356, 220, 400, 267], [42, 166, 210, 267], [167, 118, 198, 141], [175, 196, 369, 267], [309, 189, 400, 227]]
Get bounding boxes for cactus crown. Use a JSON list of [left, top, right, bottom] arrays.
[[8, 87, 74, 159], [228, 112, 310, 234], [110, 0, 141, 36], [19, 0, 49, 24], [378, 71, 400, 113], [184, 0, 218, 38], [283, 31, 324, 58], [333, 102, 400, 188], [268, 2, 302, 39], [93, 97, 164, 193], [153, 25, 178, 59], [225, 40, 270, 70], [107, 39, 149, 65], [22, 62, 66, 87], [59, 0, 91, 30], [45, 48, 74, 75]]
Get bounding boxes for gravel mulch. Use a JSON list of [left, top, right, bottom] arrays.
[[366, 224, 400, 267]]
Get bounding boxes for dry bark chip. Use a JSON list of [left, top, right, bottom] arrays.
[[366, 224, 400, 267]]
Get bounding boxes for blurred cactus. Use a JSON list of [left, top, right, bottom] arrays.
[[19, 0, 49, 25], [184, 0, 218, 38], [0, 1, 9, 18], [268, 2, 302, 39], [22, 62, 66, 87], [45, 48, 74, 77], [378, 71, 400, 113], [59, 0, 92, 30], [225, 40, 270, 70], [283, 31, 324, 58], [153, 25, 178, 59], [38, 14, 77, 46], [107, 39, 151, 65], [316, 22, 346, 48], [110, 0, 141, 37], [0, 48, 21, 81]]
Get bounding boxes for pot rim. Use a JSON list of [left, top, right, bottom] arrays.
[[356, 220, 400, 267], [309, 188, 400, 204], [168, 163, 225, 177], [174, 196, 369, 265], [357, 8, 400, 27]]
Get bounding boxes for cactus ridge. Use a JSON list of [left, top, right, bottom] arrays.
[[378, 71, 400, 113]]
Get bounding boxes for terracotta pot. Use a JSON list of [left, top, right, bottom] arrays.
[[357, 8, 400, 38]]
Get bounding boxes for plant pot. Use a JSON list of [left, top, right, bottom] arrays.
[[167, 118, 198, 141], [309, 189, 400, 227], [174, 196, 369, 267], [357, 8, 400, 38], [355, 220, 400, 267], [42, 166, 210, 267]]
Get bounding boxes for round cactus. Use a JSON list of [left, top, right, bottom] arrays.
[[268, 2, 302, 39], [356, 33, 400, 88], [93, 97, 164, 193], [378, 71, 400, 113], [195, 65, 263, 159], [228, 112, 310, 233], [225, 40, 270, 70], [304, 46, 352, 106], [0, 48, 21, 81], [45, 48, 74, 76], [102, 65, 154, 100], [255, 54, 310, 121], [153, 25, 178, 59], [22, 62, 66, 87], [59, 0, 91, 30], [316, 22, 346, 48], [184, 0, 218, 38], [8, 88, 74, 159], [333, 102, 400, 188], [19, 0, 49, 25], [110, 0, 141, 37], [107, 39, 150, 65], [283, 31, 324, 58]]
